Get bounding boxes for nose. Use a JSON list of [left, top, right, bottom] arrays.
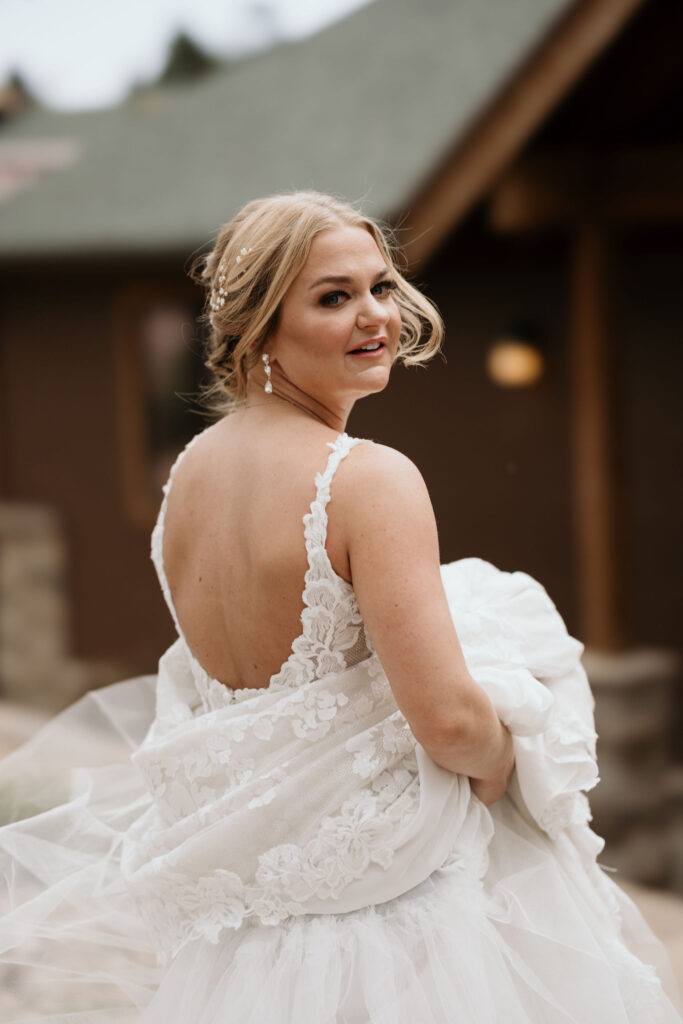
[[356, 290, 390, 329]]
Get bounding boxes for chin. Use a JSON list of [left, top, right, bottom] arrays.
[[355, 369, 391, 398]]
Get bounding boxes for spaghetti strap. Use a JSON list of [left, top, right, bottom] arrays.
[[303, 431, 371, 580], [266, 430, 375, 692]]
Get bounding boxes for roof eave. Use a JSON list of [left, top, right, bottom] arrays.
[[394, 0, 649, 272]]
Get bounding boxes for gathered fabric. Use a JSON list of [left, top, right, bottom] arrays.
[[123, 554, 596, 964], [0, 431, 680, 1023]]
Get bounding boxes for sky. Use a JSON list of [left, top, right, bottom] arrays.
[[0, 0, 373, 110]]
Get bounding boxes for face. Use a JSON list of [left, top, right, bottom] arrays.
[[264, 224, 402, 417]]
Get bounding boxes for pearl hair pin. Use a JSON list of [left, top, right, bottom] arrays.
[[210, 246, 253, 313]]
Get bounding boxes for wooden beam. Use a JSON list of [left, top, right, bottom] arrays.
[[570, 222, 627, 649], [395, 0, 648, 270], [488, 146, 683, 230]]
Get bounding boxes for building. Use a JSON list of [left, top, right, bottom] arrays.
[[0, 0, 681, 886]]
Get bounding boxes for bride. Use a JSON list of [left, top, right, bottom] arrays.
[[0, 190, 680, 1023]]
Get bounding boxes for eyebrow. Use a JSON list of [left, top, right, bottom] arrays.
[[308, 267, 392, 290]]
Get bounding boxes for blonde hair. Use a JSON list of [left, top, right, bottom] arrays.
[[190, 190, 444, 415]]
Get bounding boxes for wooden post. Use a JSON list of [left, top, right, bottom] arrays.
[[570, 221, 627, 649]]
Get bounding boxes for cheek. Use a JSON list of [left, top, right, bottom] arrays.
[[389, 303, 403, 341], [294, 311, 346, 364], [307, 311, 352, 349]]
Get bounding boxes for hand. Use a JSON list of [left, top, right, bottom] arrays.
[[470, 731, 515, 807]]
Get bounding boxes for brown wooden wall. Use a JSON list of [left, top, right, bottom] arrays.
[[352, 223, 683, 650], [0, 264, 182, 675]]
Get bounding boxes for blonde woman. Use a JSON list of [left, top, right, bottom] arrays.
[[0, 191, 680, 1023]]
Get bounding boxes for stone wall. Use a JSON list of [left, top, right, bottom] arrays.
[[586, 647, 683, 894], [0, 501, 125, 713]]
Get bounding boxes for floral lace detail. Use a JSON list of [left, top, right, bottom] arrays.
[[267, 432, 375, 690], [130, 763, 422, 963], [346, 710, 418, 779], [121, 634, 467, 967], [135, 670, 387, 826]]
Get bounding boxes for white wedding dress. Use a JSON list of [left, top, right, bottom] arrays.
[[0, 429, 681, 1023]]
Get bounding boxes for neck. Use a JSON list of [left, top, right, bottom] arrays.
[[246, 358, 347, 433]]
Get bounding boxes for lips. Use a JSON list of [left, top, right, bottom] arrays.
[[347, 337, 387, 355]]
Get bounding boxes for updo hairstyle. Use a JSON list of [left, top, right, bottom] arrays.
[[190, 190, 444, 415]]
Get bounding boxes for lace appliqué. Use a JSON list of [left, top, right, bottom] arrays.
[[267, 432, 374, 691], [133, 764, 421, 963], [346, 710, 418, 780], [136, 663, 393, 828]]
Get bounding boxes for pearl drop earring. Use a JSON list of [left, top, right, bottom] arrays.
[[262, 352, 273, 394]]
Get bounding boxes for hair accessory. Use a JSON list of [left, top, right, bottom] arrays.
[[210, 247, 253, 313], [262, 352, 273, 393]]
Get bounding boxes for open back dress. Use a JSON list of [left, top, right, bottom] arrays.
[[0, 428, 680, 1023]]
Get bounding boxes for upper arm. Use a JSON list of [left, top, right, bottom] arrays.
[[334, 443, 479, 747]]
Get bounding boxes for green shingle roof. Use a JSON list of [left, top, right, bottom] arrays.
[[0, 0, 574, 257]]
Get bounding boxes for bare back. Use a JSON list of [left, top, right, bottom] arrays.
[[156, 413, 366, 691]]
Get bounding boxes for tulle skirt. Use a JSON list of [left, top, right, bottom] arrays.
[[143, 802, 681, 1024], [0, 675, 681, 1023]]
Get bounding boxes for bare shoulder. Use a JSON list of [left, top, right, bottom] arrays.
[[347, 438, 423, 474], [336, 440, 435, 527]]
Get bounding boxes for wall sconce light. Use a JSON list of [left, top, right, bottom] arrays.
[[485, 321, 546, 388]]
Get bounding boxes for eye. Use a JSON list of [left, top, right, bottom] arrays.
[[372, 279, 398, 297], [319, 280, 397, 307], [319, 290, 348, 307]]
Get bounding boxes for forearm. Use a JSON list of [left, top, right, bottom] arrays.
[[420, 689, 514, 781]]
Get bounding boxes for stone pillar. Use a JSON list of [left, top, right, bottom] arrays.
[[0, 502, 124, 713], [585, 647, 683, 893]]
